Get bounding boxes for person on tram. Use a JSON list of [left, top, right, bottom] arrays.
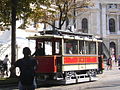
[[32, 43, 45, 56]]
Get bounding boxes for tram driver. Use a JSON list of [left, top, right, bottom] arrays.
[[32, 43, 45, 56]]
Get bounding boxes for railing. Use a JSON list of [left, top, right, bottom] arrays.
[[0, 43, 11, 59], [102, 43, 110, 59]]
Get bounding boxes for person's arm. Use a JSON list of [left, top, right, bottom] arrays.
[[32, 53, 35, 56], [32, 50, 37, 56]]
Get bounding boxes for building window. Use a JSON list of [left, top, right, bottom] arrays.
[[109, 18, 115, 32], [82, 18, 88, 33]]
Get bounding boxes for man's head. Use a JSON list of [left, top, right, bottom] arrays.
[[38, 43, 42, 48], [23, 47, 31, 56], [5, 55, 8, 57]]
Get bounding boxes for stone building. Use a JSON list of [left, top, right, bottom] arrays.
[[75, 0, 120, 59]]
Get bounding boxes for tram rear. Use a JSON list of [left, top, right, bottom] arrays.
[[27, 30, 103, 84]]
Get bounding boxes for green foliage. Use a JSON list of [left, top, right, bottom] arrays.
[[29, 0, 93, 29], [0, 0, 93, 30], [0, 0, 11, 26], [0, 0, 48, 29]]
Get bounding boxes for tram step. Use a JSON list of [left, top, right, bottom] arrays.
[[76, 74, 88, 78], [90, 76, 99, 81]]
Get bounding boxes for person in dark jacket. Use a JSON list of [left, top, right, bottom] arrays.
[[10, 47, 37, 90]]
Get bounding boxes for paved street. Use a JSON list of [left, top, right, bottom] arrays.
[[84, 64, 120, 90], [0, 63, 120, 90], [37, 64, 120, 90]]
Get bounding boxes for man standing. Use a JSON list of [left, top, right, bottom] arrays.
[[10, 47, 37, 90], [3, 54, 10, 76]]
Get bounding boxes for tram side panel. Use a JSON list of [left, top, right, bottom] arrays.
[[36, 56, 57, 73], [35, 56, 62, 73], [62, 56, 98, 72], [35, 55, 98, 75], [63, 56, 85, 71], [85, 56, 98, 70]]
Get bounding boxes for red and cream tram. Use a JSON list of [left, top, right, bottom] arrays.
[[27, 30, 103, 84]]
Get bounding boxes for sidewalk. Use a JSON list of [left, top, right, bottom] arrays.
[[0, 63, 119, 90], [101, 62, 120, 77]]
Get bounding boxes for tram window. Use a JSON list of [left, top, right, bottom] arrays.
[[33, 42, 45, 56], [64, 40, 78, 54], [79, 40, 85, 54], [89, 42, 96, 54], [55, 42, 60, 54], [45, 41, 52, 55], [73, 41, 78, 54], [85, 41, 96, 54], [85, 41, 90, 54]]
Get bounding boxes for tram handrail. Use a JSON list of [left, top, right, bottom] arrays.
[[102, 43, 110, 59]]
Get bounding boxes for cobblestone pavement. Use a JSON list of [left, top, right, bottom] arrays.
[[0, 63, 119, 90]]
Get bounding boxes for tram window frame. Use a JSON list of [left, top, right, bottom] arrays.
[[55, 41, 61, 55], [64, 40, 78, 54], [35, 41, 46, 55], [85, 41, 90, 54], [84, 41, 96, 54], [79, 40, 85, 54], [89, 42, 96, 54], [38, 39, 61, 55]]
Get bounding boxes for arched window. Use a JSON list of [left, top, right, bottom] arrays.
[[82, 18, 88, 33], [109, 18, 115, 32]]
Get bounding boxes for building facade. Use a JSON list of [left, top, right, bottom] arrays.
[[75, 0, 120, 59]]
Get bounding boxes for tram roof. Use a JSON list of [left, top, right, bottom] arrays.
[[27, 34, 63, 40], [39, 30, 93, 37], [27, 30, 102, 42]]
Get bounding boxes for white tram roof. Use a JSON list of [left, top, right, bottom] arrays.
[[27, 30, 102, 42], [27, 34, 63, 40], [27, 34, 102, 42]]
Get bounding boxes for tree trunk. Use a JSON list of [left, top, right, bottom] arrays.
[[10, 0, 17, 77]]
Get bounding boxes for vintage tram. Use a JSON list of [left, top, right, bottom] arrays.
[[27, 30, 103, 84]]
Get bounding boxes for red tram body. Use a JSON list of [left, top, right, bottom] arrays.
[[27, 30, 103, 84]]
